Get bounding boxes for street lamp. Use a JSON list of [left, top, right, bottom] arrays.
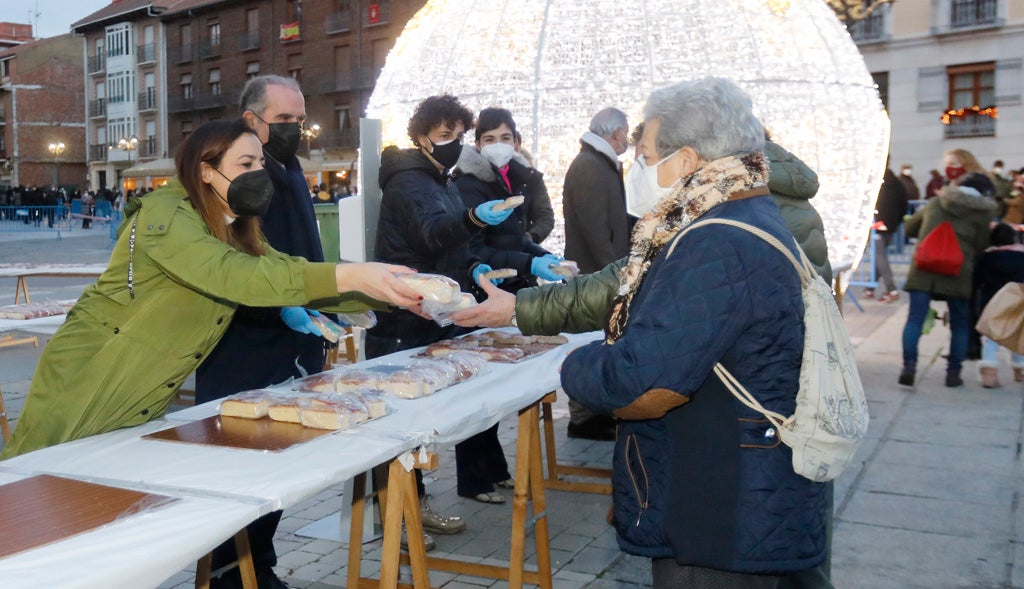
[[47, 141, 66, 186], [302, 123, 321, 154], [110, 136, 139, 164]]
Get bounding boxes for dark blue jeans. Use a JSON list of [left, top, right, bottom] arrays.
[[902, 290, 970, 376]]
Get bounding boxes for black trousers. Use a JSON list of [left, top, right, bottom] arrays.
[[652, 559, 780, 589], [455, 423, 511, 497], [210, 510, 283, 572]]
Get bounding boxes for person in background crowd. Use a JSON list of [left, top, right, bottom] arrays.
[[451, 107, 563, 504], [867, 166, 909, 303], [80, 189, 94, 229], [925, 169, 945, 199], [511, 130, 555, 243], [0, 118, 418, 460], [974, 223, 1024, 388], [196, 75, 339, 589], [314, 182, 334, 203], [899, 148, 997, 388], [561, 106, 631, 441], [1001, 178, 1024, 227], [764, 134, 832, 284], [370, 94, 514, 546], [899, 164, 921, 201], [990, 159, 1013, 204]]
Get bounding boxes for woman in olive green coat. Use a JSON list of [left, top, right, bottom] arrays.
[[1, 120, 420, 459]]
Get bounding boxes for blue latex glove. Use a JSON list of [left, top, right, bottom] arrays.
[[471, 263, 505, 286], [474, 200, 515, 226], [531, 254, 565, 281], [280, 307, 321, 335]]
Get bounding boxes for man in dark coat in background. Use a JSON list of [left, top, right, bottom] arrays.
[[870, 167, 909, 302], [561, 107, 631, 441], [196, 74, 325, 589]]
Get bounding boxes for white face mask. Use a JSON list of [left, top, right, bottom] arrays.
[[224, 214, 236, 225], [624, 152, 680, 217], [994, 167, 1004, 175], [480, 142, 515, 168]]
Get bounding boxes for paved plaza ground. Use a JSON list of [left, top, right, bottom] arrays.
[[2, 230, 1023, 588]]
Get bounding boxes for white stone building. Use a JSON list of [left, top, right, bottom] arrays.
[[852, 0, 1022, 187]]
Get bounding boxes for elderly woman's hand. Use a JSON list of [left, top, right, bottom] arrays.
[[335, 263, 422, 309], [451, 274, 517, 327]]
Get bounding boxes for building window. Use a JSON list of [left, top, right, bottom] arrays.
[[106, 71, 135, 104], [105, 23, 131, 57], [849, 4, 887, 42], [945, 62, 996, 137], [180, 73, 193, 101], [245, 9, 260, 49], [181, 120, 193, 138], [288, 54, 302, 81], [246, 61, 261, 80], [286, 0, 301, 21], [327, 0, 352, 33], [208, 22, 221, 47], [872, 72, 889, 111], [209, 69, 221, 96], [950, 0, 998, 28]]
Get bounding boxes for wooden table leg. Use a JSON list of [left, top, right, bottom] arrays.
[[540, 393, 559, 482], [528, 405, 553, 589], [379, 459, 410, 589], [346, 472, 367, 589], [194, 553, 212, 589], [401, 464, 431, 589], [234, 529, 258, 589], [14, 276, 29, 304]]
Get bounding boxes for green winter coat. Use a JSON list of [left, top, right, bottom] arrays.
[[903, 184, 997, 300], [1, 180, 381, 459], [765, 141, 833, 284], [516, 259, 623, 335]]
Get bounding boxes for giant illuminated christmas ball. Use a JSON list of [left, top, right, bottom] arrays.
[[368, 0, 890, 272]]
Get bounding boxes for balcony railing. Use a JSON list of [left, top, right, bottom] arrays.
[[88, 98, 107, 118], [950, 0, 998, 28], [943, 115, 996, 138], [318, 128, 359, 149], [200, 39, 222, 59], [318, 67, 378, 93], [168, 90, 239, 113], [239, 30, 259, 51], [850, 9, 887, 42], [168, 45, 193, 63], [88, 144, 107, 162], [326, 10, 352, 34], [138, 89, 157, 111], [137, 43, 156, 64], [88, 54, 105, 74], [139, 136, 159, 158]]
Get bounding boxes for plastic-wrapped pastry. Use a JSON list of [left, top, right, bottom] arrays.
[[267, 397, 303, 423], [311, 394, 369, 424], [549, 260, 580, 278], [431, 351, 487, 382], [396, 273, 460, 303], [533, 334, 570, 345], [350, 389, 388, 418], [407, 362, 457, 390], [377, 370, 430, 399], [293, 373, 338, 393], [220, 390, 275, 419], [333, 369, 380, 393], [310, 314, 346, 343], [298, 400, 352, 430], [475, 346, 526, 362], [424, 339, 479, 357], [482, 268, 517, 281]]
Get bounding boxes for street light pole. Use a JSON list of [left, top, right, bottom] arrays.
[[302, 123, 321, 155], [47, 141, 66, 186]]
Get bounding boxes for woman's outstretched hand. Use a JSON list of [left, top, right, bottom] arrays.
[[335, 263, 422, 308]]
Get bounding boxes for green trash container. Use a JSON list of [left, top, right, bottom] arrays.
[[313, 203, 340, 262]]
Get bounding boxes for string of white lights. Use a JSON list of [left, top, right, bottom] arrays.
[[368, 0, 890, 272]]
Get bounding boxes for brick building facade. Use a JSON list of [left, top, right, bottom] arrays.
[[0, 33, 86, 190], [161, 0, 427, 187]]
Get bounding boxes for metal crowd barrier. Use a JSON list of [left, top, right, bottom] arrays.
[[0, 206, 74, 238]]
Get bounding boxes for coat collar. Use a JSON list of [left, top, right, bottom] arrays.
[[581, 132, 622, 170]]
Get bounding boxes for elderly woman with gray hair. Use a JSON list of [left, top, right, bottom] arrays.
[[454, 77, 827, 588]]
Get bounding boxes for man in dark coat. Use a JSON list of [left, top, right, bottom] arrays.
[[898, 164, 921, 201], [196, 74, 325, 589], [561, 107, 631, 440], [871, 167, 909, 301]]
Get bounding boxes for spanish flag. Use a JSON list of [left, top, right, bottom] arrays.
[[280, 21, 300, 41]]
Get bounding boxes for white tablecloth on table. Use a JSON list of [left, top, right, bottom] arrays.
[[0, 328, 603, 588], [0, 314, 65, 336], [0, 471, 267, 589]]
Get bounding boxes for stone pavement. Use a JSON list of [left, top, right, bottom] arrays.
[[2, 232, 1024, 588]]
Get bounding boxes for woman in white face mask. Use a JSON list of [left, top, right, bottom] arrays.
[[453, 107, 563, 295]]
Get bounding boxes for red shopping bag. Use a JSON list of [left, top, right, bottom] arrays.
[[914, 221, 963, 276]]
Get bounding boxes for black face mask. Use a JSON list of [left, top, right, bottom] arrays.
[[263, 122, 302, 162], [427, 139, 463, 170], [214, 168, 275, 217]]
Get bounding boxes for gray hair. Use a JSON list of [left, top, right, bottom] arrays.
[[588, 107, 628, 140], [644, 77, 764, 160], [238, 75, 302, 116]]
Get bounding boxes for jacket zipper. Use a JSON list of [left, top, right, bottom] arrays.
[[624, 434, 650, 527]]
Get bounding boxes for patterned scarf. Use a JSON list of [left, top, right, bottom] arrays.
[[605, 152, 769, 343]]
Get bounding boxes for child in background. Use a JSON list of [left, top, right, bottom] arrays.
[[974, 223, 1024, 388]]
